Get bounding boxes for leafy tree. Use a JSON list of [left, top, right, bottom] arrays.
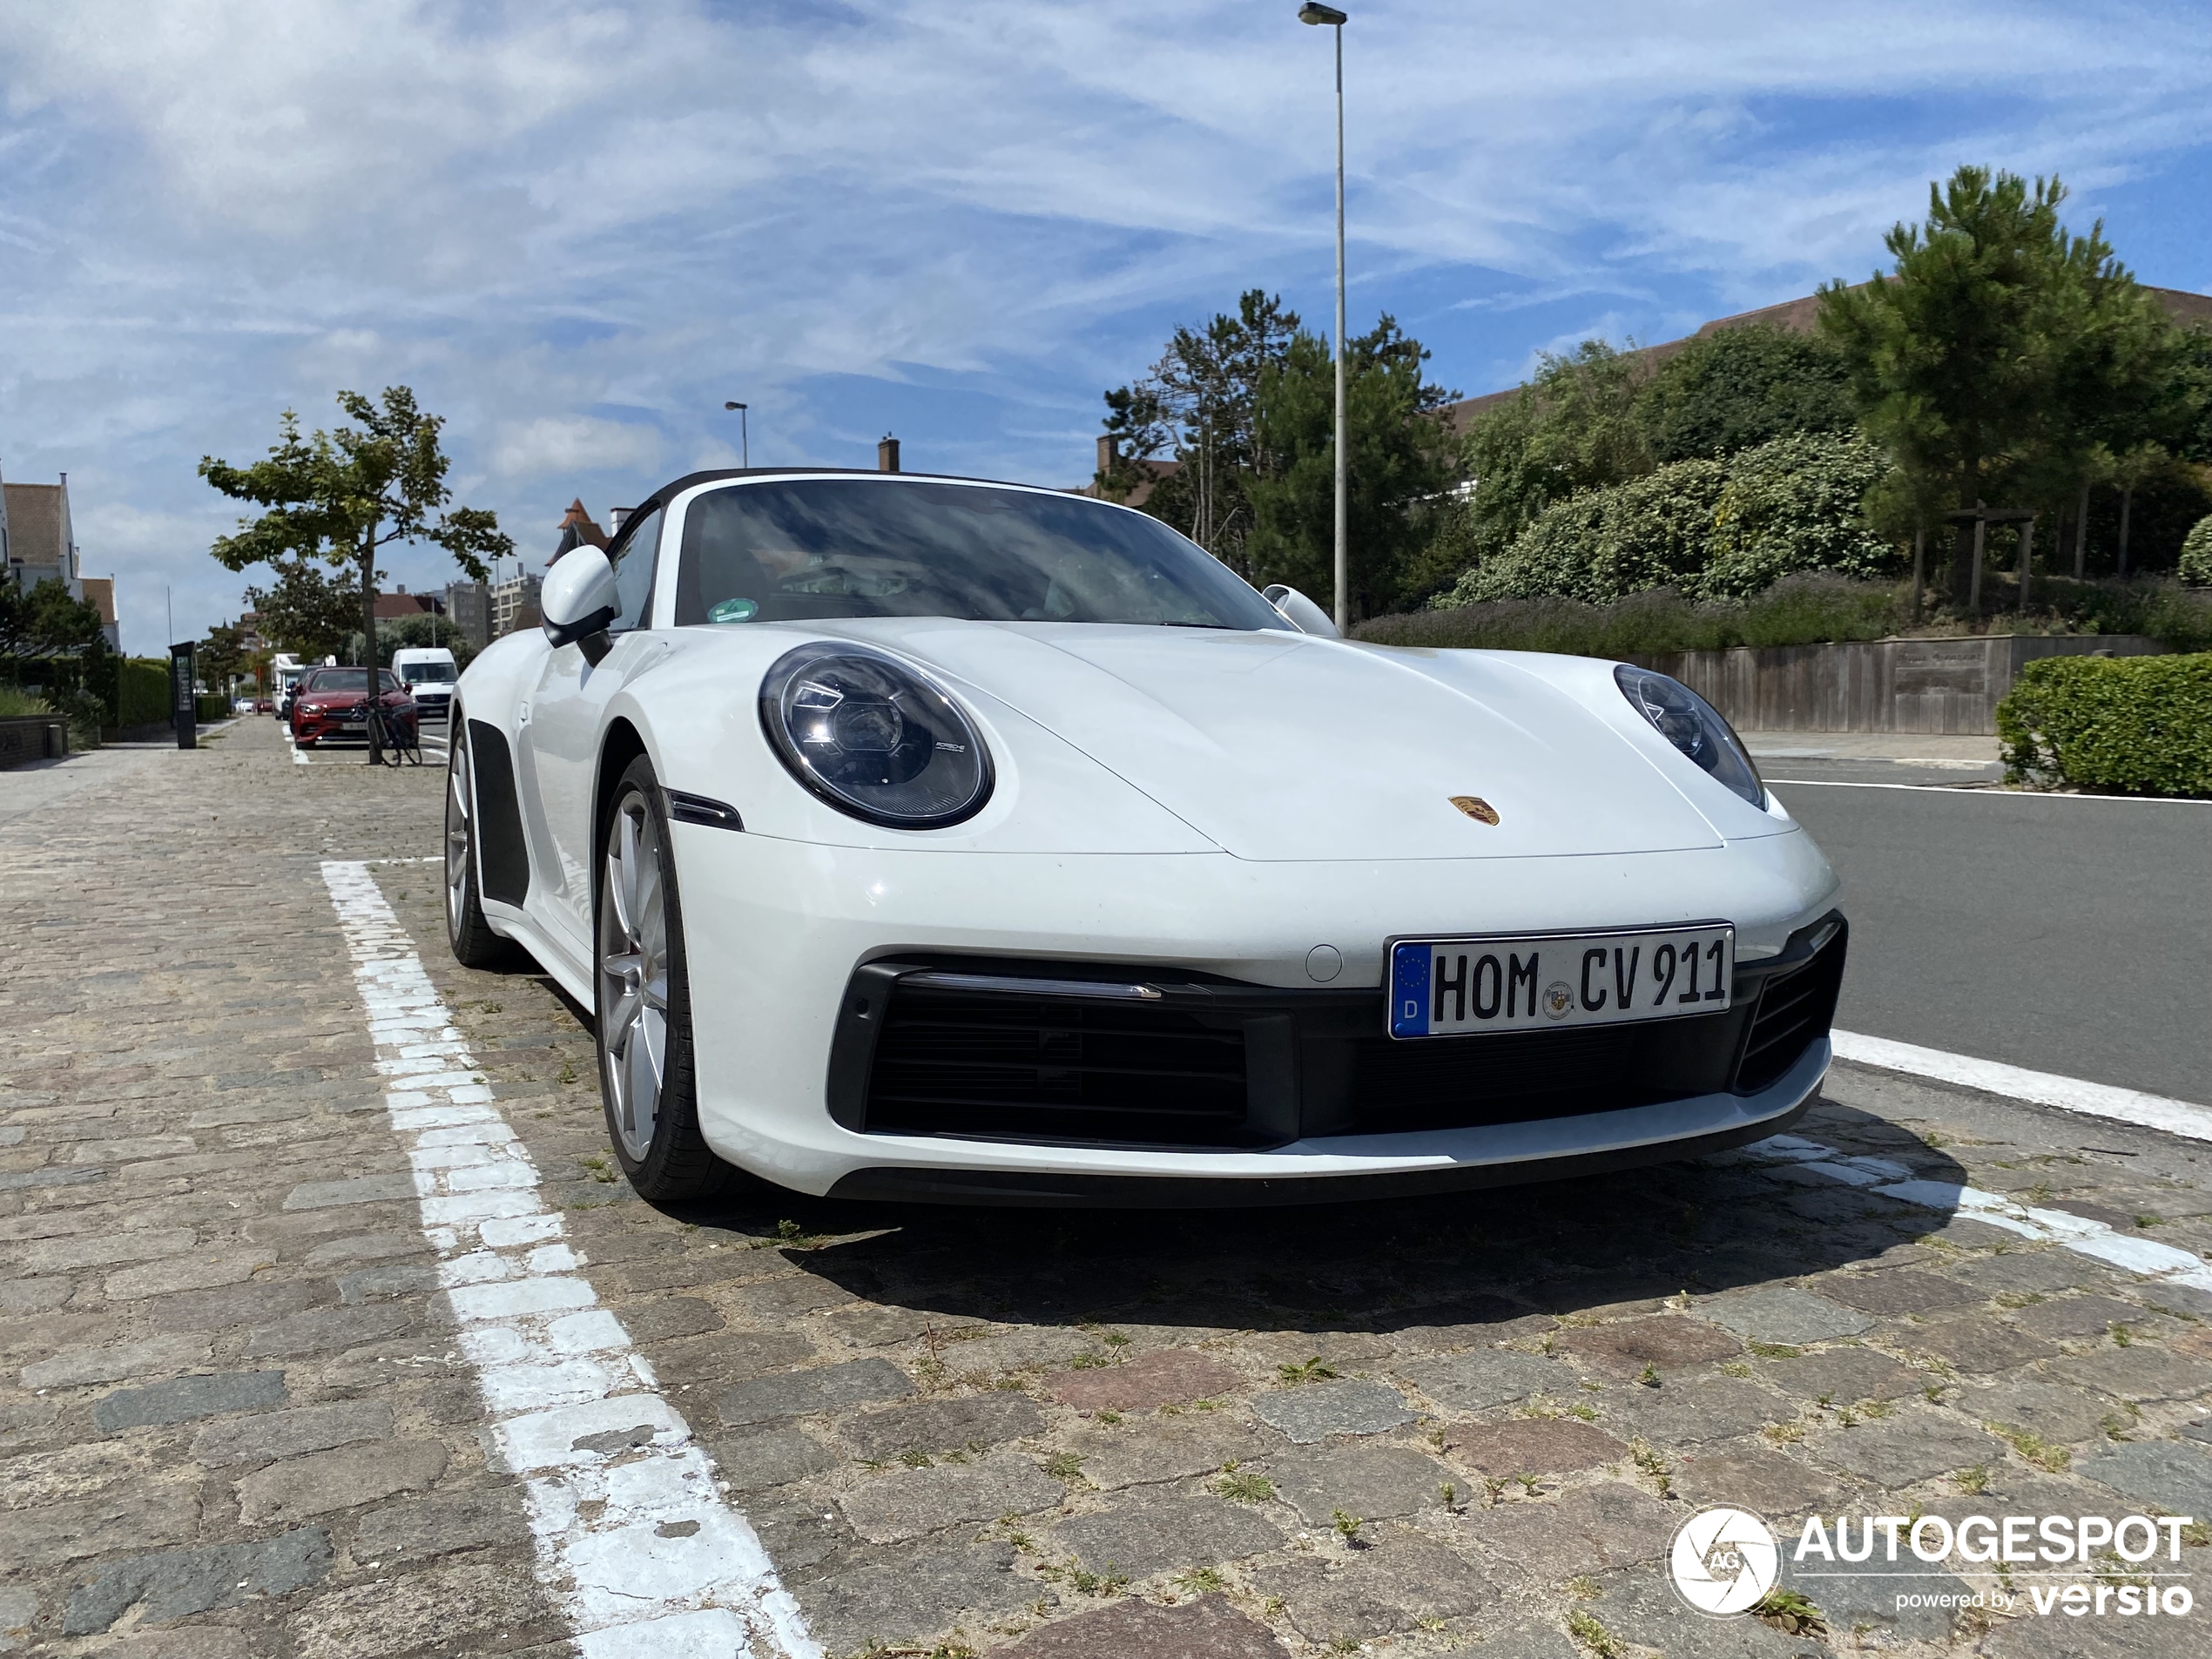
[[1098, 290, 1302, 572], [1244, 314, 1460, 617], [0, 576, 106, 668], [240, 555, 362, 663], [1817, 167, 2172, 603], [196, 622, 251, 692], [1447, 341, 1653, 581], [362, 609, 479, 670], [1640, 326, 1855, 462], [201, 387, 512, 760]]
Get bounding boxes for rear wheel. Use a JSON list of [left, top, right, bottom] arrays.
[[445, 718, 517, 968], [597, 758, 728, 1202]]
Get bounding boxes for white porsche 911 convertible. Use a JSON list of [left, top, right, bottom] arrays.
[[445, 468, 1844, 1206]]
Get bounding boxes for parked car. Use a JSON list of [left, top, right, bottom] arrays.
[[290, 667, 417, 748], [254, 698, 275, 714], [446, 469, 1844, 1206], [392, 646, 458, 721]]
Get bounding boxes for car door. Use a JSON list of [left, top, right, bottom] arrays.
[[523, 504, 664, 947]]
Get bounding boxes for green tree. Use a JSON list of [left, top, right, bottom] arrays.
[[1639, 325, 1855, 462], [0, 576, 107, 678], [201, 387, 512, 761], [196, 621, 250, 693], [1446, 341, 1653, 583], [1098, 290, 1302, 573], [361, 609, 479, 670], [1244, 314, 1460, 618], [1817, 166, 2161, 604], [240, 555, 364, 663]]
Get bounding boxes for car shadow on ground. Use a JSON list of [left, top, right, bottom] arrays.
[[661, 1099, 1971, 1344]]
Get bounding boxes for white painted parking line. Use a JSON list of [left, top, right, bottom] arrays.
[[1730, 1133, 2212, 1296], [320, 860, 819, 1659], [1832, 1029, 2212, 1144], [1769, 778, 2212, 804]]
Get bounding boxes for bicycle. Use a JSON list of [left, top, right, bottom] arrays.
[[366, 698, 422, 766]]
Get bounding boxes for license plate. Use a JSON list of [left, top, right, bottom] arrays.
[[1388, 923, 1734, 1039]]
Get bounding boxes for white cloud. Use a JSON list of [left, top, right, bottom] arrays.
[[3, 1, 2210, 644], [491, 416, 664, 481]]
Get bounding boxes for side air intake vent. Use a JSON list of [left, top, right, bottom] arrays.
[[1733, 920, 1847, 1094]]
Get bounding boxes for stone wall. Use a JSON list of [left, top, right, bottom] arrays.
[[0, 712, 67, 768]]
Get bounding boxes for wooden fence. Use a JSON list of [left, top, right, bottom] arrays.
[[1636, 634, 2167, 735]]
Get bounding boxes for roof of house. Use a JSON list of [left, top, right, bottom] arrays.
[[550, 499, 610, 563], [1440, 282, 2212, 435], [78, 577, 115, 626], [373, 592, 442, 620], [3, 482, 66, 566]]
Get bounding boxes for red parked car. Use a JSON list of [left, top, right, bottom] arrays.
[[289, 667, 418, 748]]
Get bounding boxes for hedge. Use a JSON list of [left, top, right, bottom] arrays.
[[115, 659, 171, 727], [1998, 653, 2212, 798]]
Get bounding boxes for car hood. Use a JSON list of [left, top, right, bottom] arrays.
[[816, 619, 1729, 862]]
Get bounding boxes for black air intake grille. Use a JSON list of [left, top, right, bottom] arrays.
[[863, 985, 1255, 1148], [1733, 922, 1848, 1093], [1344, 1021, 1721, 1136]]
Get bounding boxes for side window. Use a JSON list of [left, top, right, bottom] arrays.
[[604, 505, 661, 632]]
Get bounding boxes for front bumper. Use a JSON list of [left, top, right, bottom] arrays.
[[293, 705, 418, 742], [671, 825, 1841, 1198]]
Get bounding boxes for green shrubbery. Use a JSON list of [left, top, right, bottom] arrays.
[[1357, 574, 1904, 656], [2182, 515, 2212, 587], [1360, 573, 2212, 659], [115, 659, 172, 727], [1999, 653, 2212, 797], [1440, 435, 1898, 607]]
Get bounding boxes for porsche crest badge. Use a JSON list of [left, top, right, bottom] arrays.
[[1449, 795, 1501, 826]]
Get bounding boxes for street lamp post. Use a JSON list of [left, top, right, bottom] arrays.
[[1299, 3, 1350, 631], [724, 401, 750, 468]]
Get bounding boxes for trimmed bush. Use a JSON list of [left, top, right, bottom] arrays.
[[1440, 433, 1895, 607], [115, 659, 172, 727], [1998, 653, 2212, 798], [2182, 515, 2212, 587]]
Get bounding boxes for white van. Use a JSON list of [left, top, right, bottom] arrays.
[[391, 647, 459, 719]]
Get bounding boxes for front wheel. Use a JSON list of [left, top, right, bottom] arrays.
[[596, 759, 728, 1202], [445, 719, 518, 968]]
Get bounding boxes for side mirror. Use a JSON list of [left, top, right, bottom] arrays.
[[1262, 583, 1340, 638], [543, 548, 620, 651]]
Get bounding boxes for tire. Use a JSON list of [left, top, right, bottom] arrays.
[[445, 718, 519, 969], [596, 757, 729, 1202]]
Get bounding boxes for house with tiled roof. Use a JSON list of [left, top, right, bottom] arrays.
[[1, 465, 84, 600]]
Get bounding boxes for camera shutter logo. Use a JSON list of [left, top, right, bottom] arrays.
[[1669, 1506, 1779, 1616]]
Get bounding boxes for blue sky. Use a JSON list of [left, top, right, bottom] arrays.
[[3, 1, 2209, 652]]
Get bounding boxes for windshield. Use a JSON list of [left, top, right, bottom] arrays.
[[674, 478, 1287, 631], [400, 663, 455, 683], [304, 670, 401, 694]]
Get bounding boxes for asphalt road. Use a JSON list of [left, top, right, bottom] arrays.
[[1773, 779, 2212, 1105]]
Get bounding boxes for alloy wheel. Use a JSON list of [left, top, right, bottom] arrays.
[[445, 742, 471, 938], [599, 793, 670, 1163]]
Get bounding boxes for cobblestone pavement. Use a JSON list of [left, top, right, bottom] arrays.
[[5, 716, 2210, 1658]]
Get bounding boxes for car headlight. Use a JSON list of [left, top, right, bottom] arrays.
[[759, 643, 994, 829], [1614, 665, 1764, 808]]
